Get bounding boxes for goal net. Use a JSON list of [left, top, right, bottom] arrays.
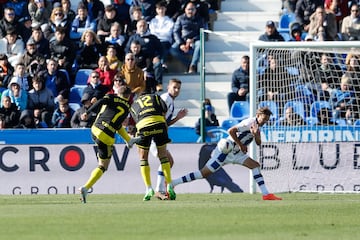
[[249, 41, 360, 193]]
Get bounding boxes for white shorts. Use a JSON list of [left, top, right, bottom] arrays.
[[205, 144, 249, 172]]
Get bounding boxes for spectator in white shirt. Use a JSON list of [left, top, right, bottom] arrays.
[[149, 1, 174, 71]]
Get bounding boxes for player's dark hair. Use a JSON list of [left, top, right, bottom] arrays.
[[257, 107, 272, 116]]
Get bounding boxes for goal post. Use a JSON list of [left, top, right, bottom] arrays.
[[249, 41, 360, 193]]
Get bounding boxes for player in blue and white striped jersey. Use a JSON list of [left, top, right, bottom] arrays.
[[171, 106, 282, 200]]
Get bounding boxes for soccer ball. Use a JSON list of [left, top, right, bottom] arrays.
[[217, 138, 233, 154]]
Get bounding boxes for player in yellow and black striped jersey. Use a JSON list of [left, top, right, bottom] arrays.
[[130, 93, 176, 201], [78, 85, 140, 203]]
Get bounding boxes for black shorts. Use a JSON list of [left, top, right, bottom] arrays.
[[137, 123, 171, 149], [92, 134, 113, 160]]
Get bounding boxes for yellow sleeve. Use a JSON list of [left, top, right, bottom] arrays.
[[117, 127, 131, 143]]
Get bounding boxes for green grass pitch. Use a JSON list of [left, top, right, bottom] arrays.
[[0, 193, 359, 240]]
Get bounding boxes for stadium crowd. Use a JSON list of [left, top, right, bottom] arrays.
[[0, 0, 221, 130], [226, 0, 360, 127]]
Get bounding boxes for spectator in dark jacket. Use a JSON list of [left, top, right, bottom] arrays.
[[170, 2, 206, 73], [49, 26, 76, 75], [195, 98, 219, 135], [38, 58, 70, 99], [258, 20, 285, 42], [227, 55, 250, 112], [81, 0, 105, 22], [0, 95, 20, 128]]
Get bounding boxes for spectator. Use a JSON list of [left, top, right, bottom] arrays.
[[113, 0, 131, 29], [164, 0, 182, 22], [43, 4, 71, 41], [83, 70, 109, 105], [38, 58, 70, 99], [125, 19, 163, 92], [16, 109, 37, 128], [0, 7, 22, 39], [316, 107, 335, 125], [324, 0, 348, 31], [120, 52, 145, 95], [181, 0, 209, 29], [227, 55, 249, 112], [0, 95, 20, 128], [104, 22, 126, 61], [51, 99, 74, 128], [1, 76, 28, 111], [281, 0, 298, 13], [49, 26, 76, 75], [288, 22, 303, 41], [258, 20, 285, 42], [12, 62, 30, 91], [308, 6, 337, 41], [330, 73, 357, 123], [76, 29, 102, 69], [30, 25, 50, 59], [315, 52, 343, 90], [28, 0, 51, 29], [27, 75, 55, 127], [129, 40, 157, 93], [70, 92, 96, 128], [278, 106, 305, 126], [127, 6, 143, 36], [94, 56, 117, 92], [97, 4, 121, 43], [18, 15, 32, 44], [105, 44, 122, 72], [207, 0, 219, 31], [130, 0, 156, 22], [258, 56, 294, 114], [0, 54, 14, 88], [20, 37, 46, 78], [5, 0, 28, 21], [170, 2, 206, 73], [295, 0, 323, 32], [80, 0, 105, 23], [340, 3, 360, 41], [149, 1, 174, 72], [0, 27, 25, 68], [70, 2, 97, 42], [345, 52, 360, 96], [195, 98, 219, 135], [61, 0, 76, 24], [43, 6, 71, 41]]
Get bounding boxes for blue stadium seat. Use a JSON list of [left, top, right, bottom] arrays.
[[295, 84, 315, 105], [306, 117, 318, 126], [278, 12, 296, 33], [283, 100, 305, 119], [310, 101, 331, 118], [69, 86, 86, 104], [74, 69, 93, 86], [59, 69, 71, 85], [354, 119, 360, 126], [230, 101, 249, 120], [258, 100, 278, 123], [221, 119, 240, 130], [69, 103, 81, 111]]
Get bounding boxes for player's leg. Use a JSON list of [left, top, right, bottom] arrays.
[[79, 140, 112, 203], [242, 158, 282, 200], [171, 147, 227, 187], [157, 144, 177, 200], [155, 149, 174, 200], [138, 146, 155, 201]]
